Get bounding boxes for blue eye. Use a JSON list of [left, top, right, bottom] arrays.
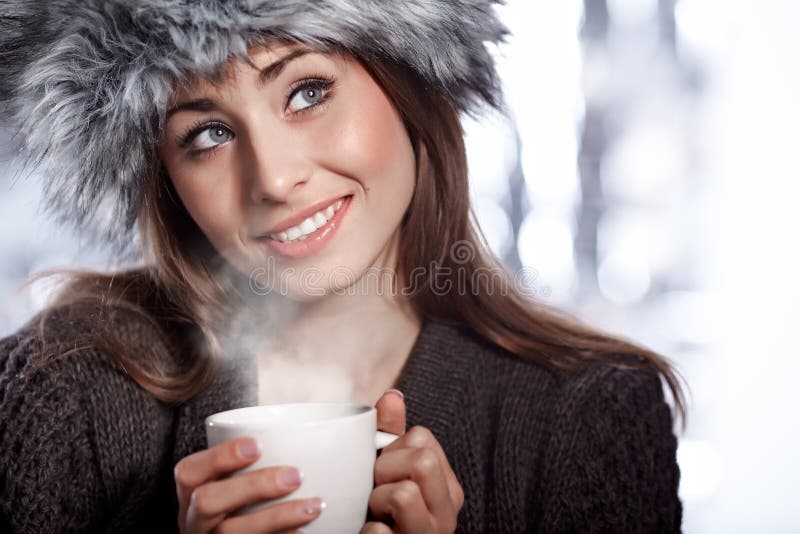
[[289, 87, 324, 111], [193, 126, 232, 150], [178, 121, 234, 154], [287, 78, 335, 114]]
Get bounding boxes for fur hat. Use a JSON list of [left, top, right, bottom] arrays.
[[0, 0, 509, 255]]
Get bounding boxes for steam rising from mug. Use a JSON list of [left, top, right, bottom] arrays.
[[211, 256, 388, 405]]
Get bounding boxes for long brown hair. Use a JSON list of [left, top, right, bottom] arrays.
[[27, 45, 686, 424]]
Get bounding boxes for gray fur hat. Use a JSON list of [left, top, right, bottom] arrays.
[[0, 0, 509, 255]]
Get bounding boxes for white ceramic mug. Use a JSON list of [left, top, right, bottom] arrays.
[[205, 403, 399, 533]]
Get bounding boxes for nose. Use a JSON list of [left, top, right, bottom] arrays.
[[243, 129, 310, 204]]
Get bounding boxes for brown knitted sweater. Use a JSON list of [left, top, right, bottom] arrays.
[[0, 307, 682, 533]]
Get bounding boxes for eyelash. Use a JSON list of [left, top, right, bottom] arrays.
[[176, 74, 337, 158]]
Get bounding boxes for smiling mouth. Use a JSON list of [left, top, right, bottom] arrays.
[[267, 195, 350, 244]]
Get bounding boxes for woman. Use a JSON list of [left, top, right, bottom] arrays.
[[0, 1, 684, 533]]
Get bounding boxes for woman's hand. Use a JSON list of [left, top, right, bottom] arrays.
[[174, 437, 324, 533], [362, 390, 464, 534]]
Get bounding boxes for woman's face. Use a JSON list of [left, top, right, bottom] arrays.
[[159, 43, 416, 299]]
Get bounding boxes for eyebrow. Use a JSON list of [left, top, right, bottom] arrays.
[[165, 98, 217, 119], [165, 48, 314, 119], [257, 48, 312, 86]]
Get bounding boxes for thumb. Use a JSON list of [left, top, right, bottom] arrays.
[[375, 389, 406, 435]]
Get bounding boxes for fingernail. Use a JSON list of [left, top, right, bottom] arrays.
[[237, 438, 260, 459], [279, 467, 303, 487], [384, 388, 404, 400], [303, 497, 326, 515]]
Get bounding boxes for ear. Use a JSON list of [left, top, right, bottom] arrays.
[[374, 389, 406, 435]]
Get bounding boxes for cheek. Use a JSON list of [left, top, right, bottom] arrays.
[[329, 90, 416, 197], [165, 160, 241, 247]]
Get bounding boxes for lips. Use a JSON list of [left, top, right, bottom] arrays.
[[257, 194, 353, 260], [268, 197, 346, 243], [262, 194, 350, 236]]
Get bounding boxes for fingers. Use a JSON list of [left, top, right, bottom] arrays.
[[186, 465, 302, 523], [176, 437, 261, 496], [175, 437, 262, 530], [375, 389, 406, 436], [374, 447, 451, 514], [212, 497, 326, 534], [368, 480, 432, 533], [383, 426, 464, 510], [370, 398, 464, 534], [360, 521, 393, 534], [409, 427, 464, 510]]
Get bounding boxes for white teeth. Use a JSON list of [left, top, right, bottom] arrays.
[[268, 196, 349, 243], [286, 227, 302, 240], [298, 217, 317, 235]]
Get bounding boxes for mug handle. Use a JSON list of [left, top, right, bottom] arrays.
[[374, 431, 400, 449]]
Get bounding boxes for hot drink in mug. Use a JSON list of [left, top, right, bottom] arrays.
[[206, 403, 399, 533]]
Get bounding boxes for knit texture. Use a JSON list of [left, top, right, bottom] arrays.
[[0, 309, 682, 533]]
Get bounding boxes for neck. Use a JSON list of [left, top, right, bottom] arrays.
[[235, 238, 423, 406]]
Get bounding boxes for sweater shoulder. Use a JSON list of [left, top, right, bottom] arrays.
[[558, 361, 670, 420], [0, 302, 178, 440], [1, 301, 179, 383], [459, 322, 670, 414], [1, 305, 119, 401], [466, 327, 677, 447]]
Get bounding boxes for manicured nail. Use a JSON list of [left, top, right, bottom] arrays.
[[279, 467, 303, 487], [384, 388, 404, 400], [303, 497, 326, 515], [237, 438, 260, 459]]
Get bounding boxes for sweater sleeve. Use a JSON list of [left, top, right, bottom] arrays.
[[0, 332, 109, 533], [536, 366, 682, 533]]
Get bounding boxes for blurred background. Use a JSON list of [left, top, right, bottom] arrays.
[[1, 0, 798, 531]]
